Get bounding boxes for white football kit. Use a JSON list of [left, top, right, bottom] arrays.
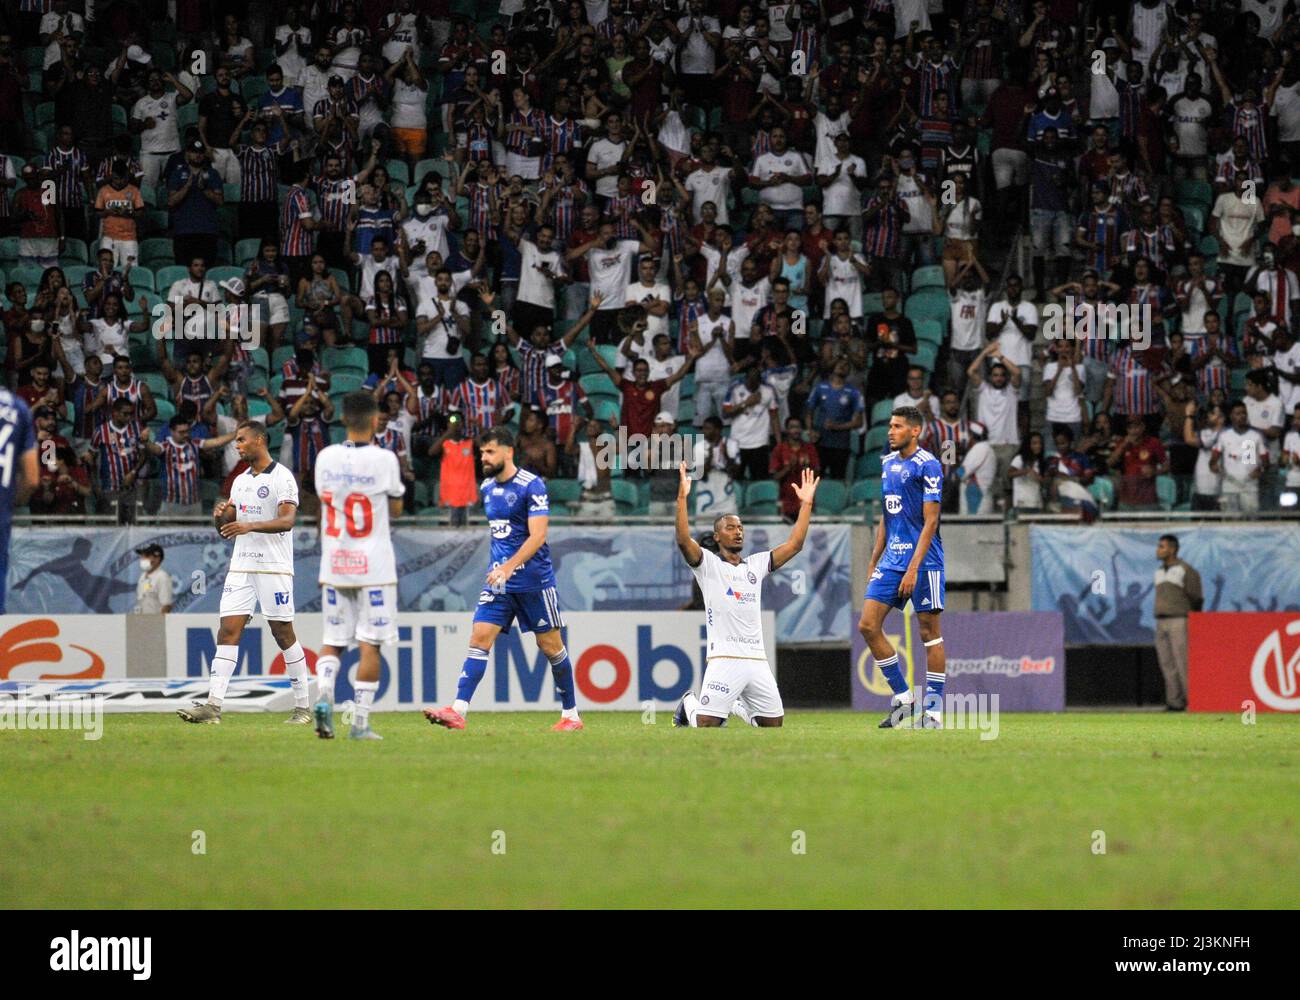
[[220, 460, 300, 622], [314, 442, 406, 647], [690, 548, 783, 720]]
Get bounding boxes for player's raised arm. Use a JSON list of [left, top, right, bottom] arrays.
[[771, 468, 820, 570], [675, 462, 702, 567]]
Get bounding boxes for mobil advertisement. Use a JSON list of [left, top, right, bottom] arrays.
[[0, 615, 126, 683], [1188, 613, 1300, 713], [167, 612, 777, 712], [851, 611, 1065, 712]]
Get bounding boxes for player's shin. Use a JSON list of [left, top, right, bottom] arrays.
[[316, 653, 341, 706], [924, 637, 946, 717], [282, 641, 311, 709], [208, 644, 240, 705], [876, 653, 912, 702], [548, 646, 580, 720], [353, 681, 379, 730], [453, 647, 490, 715]]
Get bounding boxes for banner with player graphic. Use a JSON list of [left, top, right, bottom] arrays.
[[850, 611, 1065, 712], [1031, 526, 1300, 646], [4, 525, 850, 644]]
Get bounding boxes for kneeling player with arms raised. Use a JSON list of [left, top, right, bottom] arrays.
[[423, 427, 583, 731], [673, 462, 819, 727], [179, 421, 309, 724], [313, 392, 407, 740], [860, 406, 947, 729]]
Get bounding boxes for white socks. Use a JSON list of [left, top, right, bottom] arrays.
[[208, 644, 239, 705], [282, 641, 309, 709], [561, 707, 580, 721], [354, 680, 378, 730], [316, 654, 340, 705], [730, 701, 757, 727], [452, 699, 470, 716], [682, 692, 701, 727]]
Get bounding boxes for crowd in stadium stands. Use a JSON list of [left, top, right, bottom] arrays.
[[2, 0, 1300, 524]]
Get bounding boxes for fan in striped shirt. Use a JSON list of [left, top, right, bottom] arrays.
[[449, 354, 510, 434], [142, 414, 237, 515]]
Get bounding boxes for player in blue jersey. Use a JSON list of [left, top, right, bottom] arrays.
[[859, 405, 948, 729], [0, 389, 40, 613], [423, 427, 583, 732]]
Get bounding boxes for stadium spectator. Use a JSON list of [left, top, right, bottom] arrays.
[[1109, 415, 1169, 509], [132, 543, 173, 614]]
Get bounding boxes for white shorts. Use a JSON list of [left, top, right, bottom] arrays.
[[100, 237, 139, 269], [219, 571, 296, 622], [255, 293, 290, 325], [696, 656, 784, 720], [321, 583, 398, 647], [991, 148, 1030, 189]]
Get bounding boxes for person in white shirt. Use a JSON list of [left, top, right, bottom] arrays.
[[380, 0, 424, 65], [817, 132, 868, 241], [1041, 340, 1086, 439], [178, 420, 310, 725], [401, 193, 456, 281], [646, 334, 687, 419], [1009, 432, 1048, 510], [566, 220, 654, 343], [748, 127, 812, 231], [273, 10, 313, 86], [967, 340, 1023, 506], [1171, 73, 1213, 179], [299, 46, 337, 133], [1130, 0, 1171, 71], [1270, 327, 1300, 414], [959, 423, 996, 514], [624, 256, 671, 340], [416, 268, 471, 386], [311, 391, 407, 740], [39, 0, 83, 70], [131, 70, 195, 192], [683, 153, 735, 225], [672, 0, 723, 98], [1184, 400, 1225, 509], [1244, 369, 1285, 463], [1213, 400, 1269, 511], [948, 259, 991, 394], [985, 274, 1039, 414], [586, 112, 628, 202], [690, 287, 735, 426], [1282, 404, 1300, 491], [514, 225, 566, 327], [672, 464, 818, 728], [819, 228, 871, 318], [729, 256, 771, 348], [812, 93, 852, 172], [723, 367, 779, 480], [697, 225, 748, 307]]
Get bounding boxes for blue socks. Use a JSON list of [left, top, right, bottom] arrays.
[[549, 647, 577, 711], [455, 647, 489, 705], [925, 671, 946, 713], [877, 654, 908, 697]]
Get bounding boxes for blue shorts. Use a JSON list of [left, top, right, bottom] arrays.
[[864, 565, 945, 612], [472, 586, 565, 634]]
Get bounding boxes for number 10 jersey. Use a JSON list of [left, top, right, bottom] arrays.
[[314, 442, 406, 586]]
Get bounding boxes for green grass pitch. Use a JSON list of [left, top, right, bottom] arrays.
[[1, 711, 1296, 909]]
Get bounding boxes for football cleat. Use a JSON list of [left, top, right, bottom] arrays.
[[349, 724, 383, 740], [878, 696, 915, 729], [424, 706, 466, 730], [672, 699, 688, 728], [285, 706, 313, 724], [551, 717, 584, 732], [314, 700, 335, 739], [178, 702, 221, 724], [920, 711, 944, 730]]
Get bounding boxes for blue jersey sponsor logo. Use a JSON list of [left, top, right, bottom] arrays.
[[480, 472, 556, 591], [878, 450, 944, 572]]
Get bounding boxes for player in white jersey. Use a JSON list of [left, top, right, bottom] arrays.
[[178, 421, 309, 725], [672, 463, 819, 727], [311, 392, 405, 740]]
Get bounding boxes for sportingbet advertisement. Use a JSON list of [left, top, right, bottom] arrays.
[[1188, 613, 1300, 713], [164, 611, 778, 713], [851, 611, 1066, 712]]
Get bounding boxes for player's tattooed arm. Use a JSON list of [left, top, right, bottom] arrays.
[[675, 462, 703, 567], [771, 468, 820, 571]]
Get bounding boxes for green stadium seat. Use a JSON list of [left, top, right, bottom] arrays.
[[60, 238, 89, 264], [815, 479, 848, 515], [863, 426, 889, 455], [1088, 476, 1116, 511], [140, 237, 175, 265], [846, 477, 876, 516], [915, 318, 944, 346], [593, 397, 622, 424], [914, 343, 938, 372], [905, 289, 950, 326], [911, 265, 945, 290], [154, 265, 189, 292], [329, 371, 367, 394], [0, 237, 19, 263], [611, 477, 647, 515], [739, 479, 779, 517], [548, 479, 583, 506], [139, 372, 172, 399], [854, 451, 883, 481], [322, 346, 369, 374], [385, 160, 411, 185], [235, 238, 262, 265], [1175, 178, 1213, 209], [1156, 474, 1177, 511], [271, 346, 295, 372], [152, 398, 176, 423], [128, 267, 156, 293], [579, 372, 618, 396], [870, 398, 894, 427]]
